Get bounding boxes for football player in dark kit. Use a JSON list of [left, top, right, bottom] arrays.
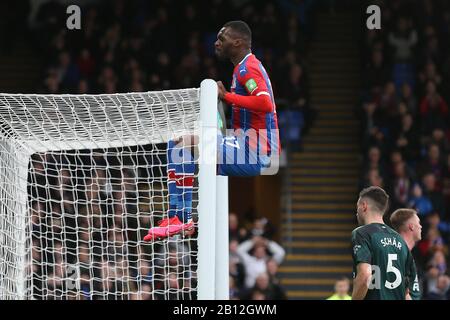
[[351, 186, 419, 300]]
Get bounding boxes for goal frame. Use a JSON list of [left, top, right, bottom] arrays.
[[0, 79, 229, 300], [197, 79, 229, 300]]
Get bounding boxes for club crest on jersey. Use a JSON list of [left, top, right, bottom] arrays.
[[353, 245, 362, 255]]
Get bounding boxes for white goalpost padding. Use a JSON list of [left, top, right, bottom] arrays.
[[215, 176, 229, 299], [0, 79, 228, 300]]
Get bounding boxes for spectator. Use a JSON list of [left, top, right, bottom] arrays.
[[250, 289, 267, 300], [229, 276, 241, 300], [363, 168, 385, 189], [365, 50, 390, 91], [422, 263, 438, 296], [237, 236, 285, 289], [429, 128, 450, 157], [249, 217, 276, 240], [392, 113, 420, 163], [378, 82, 399, 124], [419, 62, 442, 91], [137, 260, 152, 286], [400, 83, 417, 115], [409, 183, 433, 217], [417, 144, 445, 186], [229, 238, 245, 289], [422, 173, 446, 218], [442, 153, 450, 214], [417, 214, 446, 259], [326, 277, 352, 300], [389, 150, 404, 173], [241, 272, 286, 300], [419, 81, 449, 136], [421, 35, 443, 66], [56, 51, 80, 92], [425, 274, 450, 300], [280, 63, 314, 135], [388, 16, 418, 63], [77, 79, 90, 94], [367, 126, 389, 157], [77, 48, 96, 79], [229, 212, 247, 242], [390, 161, 413, 209], [362, 146, 386, 178], [429, 250, 448, 275], [266, 258, 283, 287], [79, 270, 92, 300], [44, 72, 60, 94]]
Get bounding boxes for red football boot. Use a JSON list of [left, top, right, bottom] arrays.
[[143, 216, 194, 241]]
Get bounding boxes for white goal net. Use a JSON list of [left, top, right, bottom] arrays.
[[0, 80, 224, 300]]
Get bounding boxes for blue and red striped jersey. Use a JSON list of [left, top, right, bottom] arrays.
[[229, 53, 280, 155]]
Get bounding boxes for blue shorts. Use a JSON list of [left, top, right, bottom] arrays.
[[217, 134, 271, 176]]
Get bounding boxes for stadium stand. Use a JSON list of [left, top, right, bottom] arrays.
[[358, 0, 450, 300]]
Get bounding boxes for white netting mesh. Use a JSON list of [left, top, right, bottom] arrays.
[[0, 89, 201, 300]]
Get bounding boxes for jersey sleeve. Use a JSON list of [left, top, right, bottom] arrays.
[[237, 63, 270, 98], [406, 255, 421, 300], [351, 229, 372, 265]]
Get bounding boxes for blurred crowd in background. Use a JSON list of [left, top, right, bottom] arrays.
[[228, 213, 286, 299], [27, 146, 198, 300], [27, 146, 287, 299], [25, 0, 316, 149], [358, 0, 450, 299]]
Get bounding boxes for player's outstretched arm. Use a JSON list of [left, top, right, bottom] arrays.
[[216, 81, 273, 113], [222, 92, 273, 112], [352, 262, 372, 300]]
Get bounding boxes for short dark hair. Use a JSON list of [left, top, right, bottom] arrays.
[[223, 20, 252, 43], [359, 186, 389, 214], [390, 208, 417, 232]]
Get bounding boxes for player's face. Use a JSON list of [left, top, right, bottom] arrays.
[[411, 214, 422, 242], [215, 27, 233, 60]]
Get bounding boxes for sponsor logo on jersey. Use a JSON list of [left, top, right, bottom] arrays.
[[245, 78, 257, 93]]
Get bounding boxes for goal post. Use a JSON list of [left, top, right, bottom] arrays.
[[215, 176, 229, 299], [0, 141, 30, 299], [197, 81, 229, 300], [0, 79, 228, 300]]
